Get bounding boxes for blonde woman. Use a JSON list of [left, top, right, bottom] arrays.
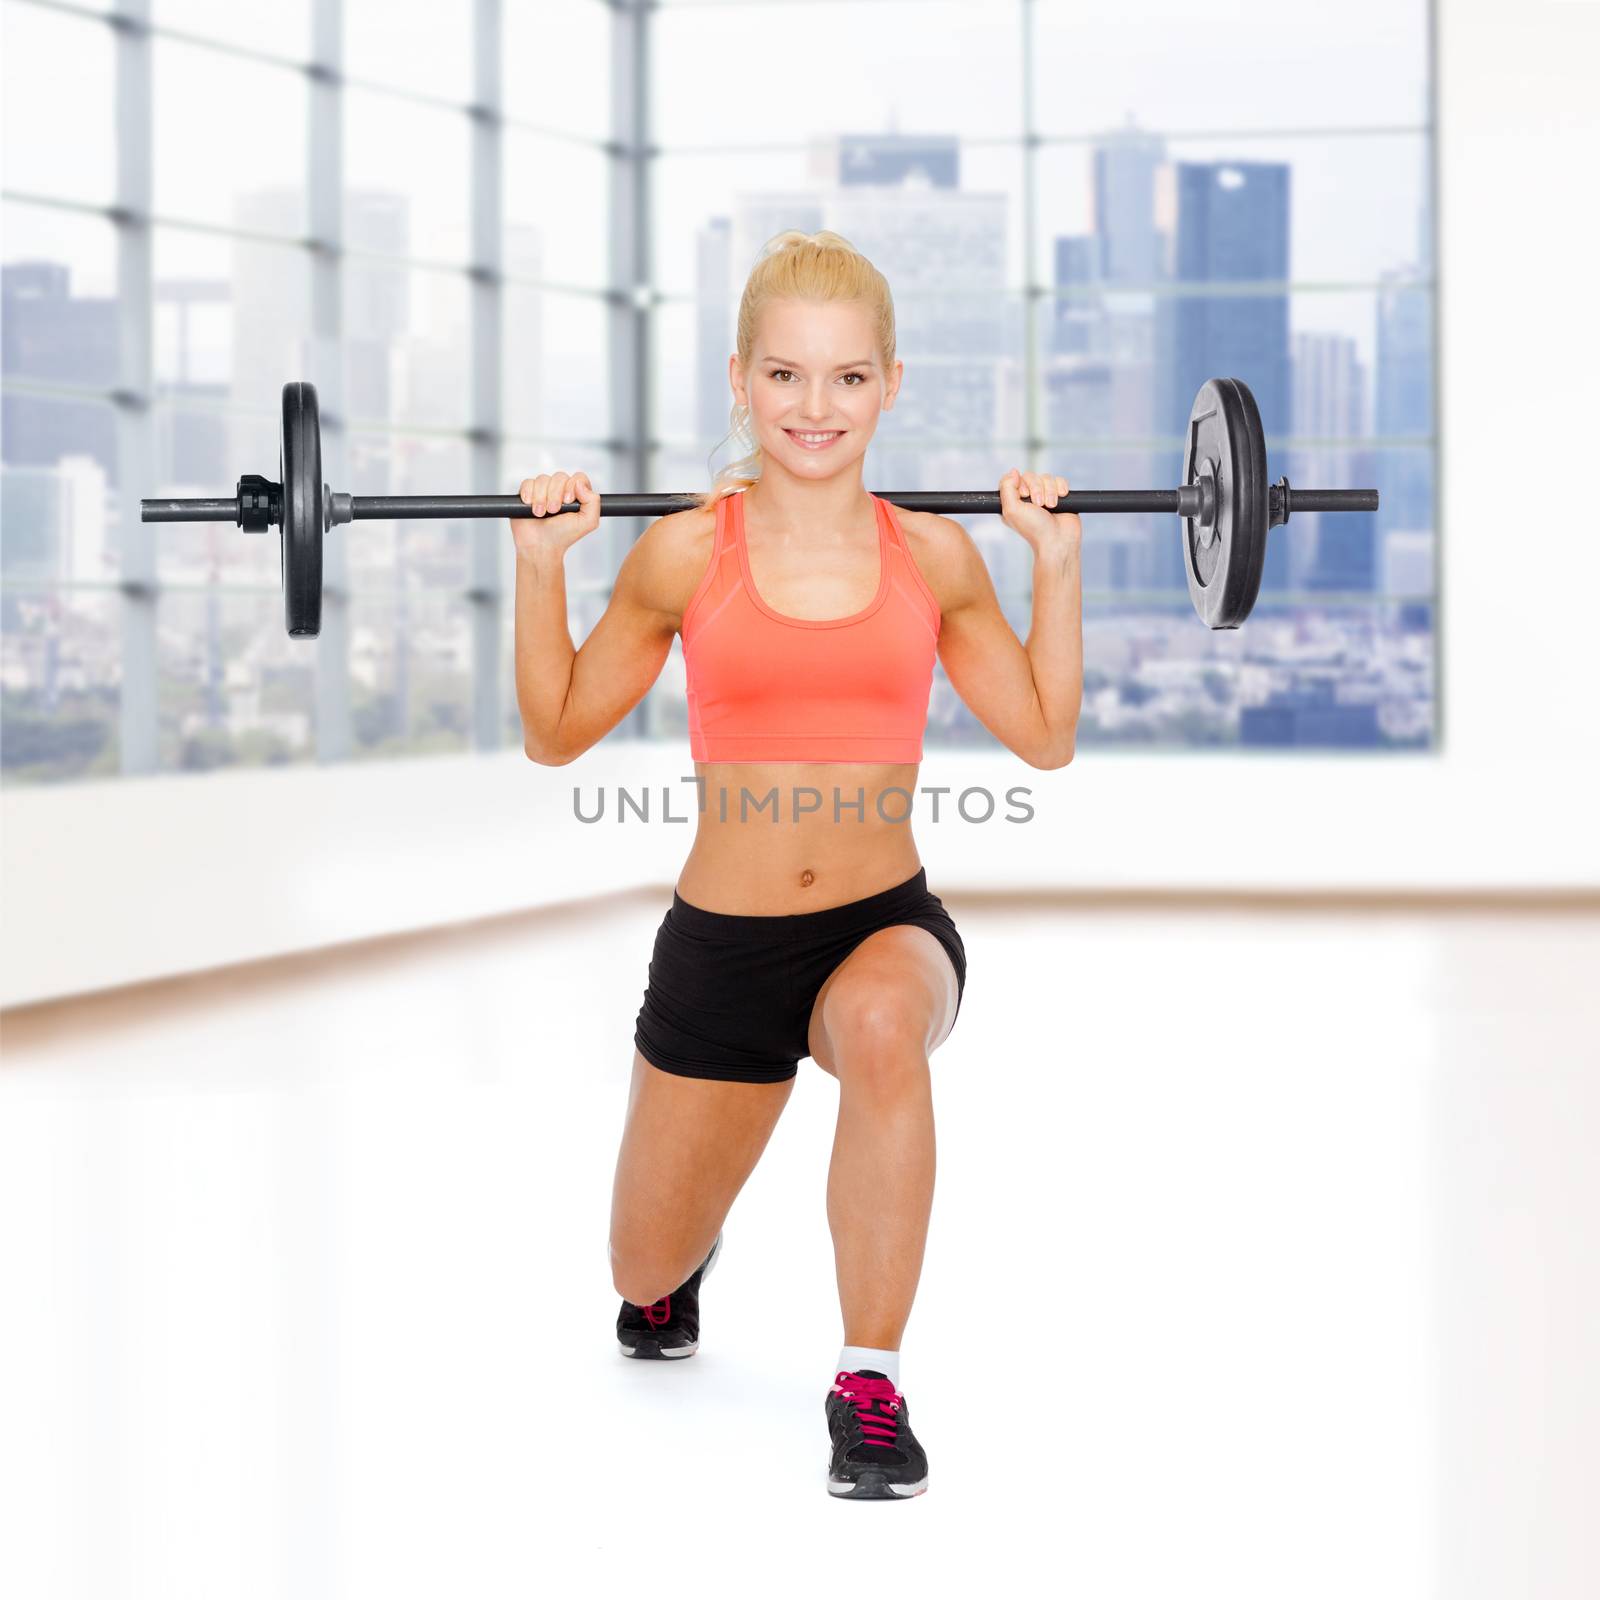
[[512, 231, 1082, 1501]]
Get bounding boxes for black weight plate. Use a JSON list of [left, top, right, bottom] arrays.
[[1181, 376, 1267, 629], [280, 381, 323, 638]]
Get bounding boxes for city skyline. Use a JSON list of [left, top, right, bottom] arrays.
[[6, 124, 1433, 605], [2, 15, 1437, 777]]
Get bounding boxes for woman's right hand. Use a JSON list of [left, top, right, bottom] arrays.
[[510, 471, 601, 560]]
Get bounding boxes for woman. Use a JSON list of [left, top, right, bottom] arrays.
[[511, 231, 1082, 1501]]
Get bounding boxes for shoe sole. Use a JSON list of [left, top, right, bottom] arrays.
[[618, 1337, 697, 1359], [616, 1230, 722, 1360], [826, 1469, 928, 1500]]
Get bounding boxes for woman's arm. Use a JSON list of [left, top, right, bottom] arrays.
[[516, 514, 684, 766], [917, 499, 1082, 769]]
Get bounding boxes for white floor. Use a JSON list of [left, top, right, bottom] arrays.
[[2, 892, 1596, 1600]]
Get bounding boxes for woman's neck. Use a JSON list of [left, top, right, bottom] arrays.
[[742, 472, 873, 534]]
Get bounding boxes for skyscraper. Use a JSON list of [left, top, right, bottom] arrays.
[[1, 262, 118, 483], [1375, 266, 1433, 541], [1293, 331, 1376, 593], [1092, 124, 1165, 287]]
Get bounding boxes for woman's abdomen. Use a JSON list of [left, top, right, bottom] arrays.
[[674, 762, 923, 915]]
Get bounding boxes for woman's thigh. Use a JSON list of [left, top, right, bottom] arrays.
[[806, 925, 961, 1079], [609, 1049, 796, 1302]]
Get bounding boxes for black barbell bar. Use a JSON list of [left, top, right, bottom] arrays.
[[139, 485, 1376, 522], [309, 486, 1376, 520], [141, 376, 1378, 636]]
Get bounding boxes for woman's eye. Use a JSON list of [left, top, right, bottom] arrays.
[[770, 370, 866, 384]]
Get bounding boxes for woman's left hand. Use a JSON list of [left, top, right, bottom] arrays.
[[999, 469, 1081, 554]]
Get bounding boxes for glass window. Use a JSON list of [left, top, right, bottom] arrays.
[[503, 130, 613, 291], [3, 202, 120, 389], [1033, 286, 1434, 445], [345, 88, 473, 264], [157, 589, 318, 773], [1075, 598, 1434, 750], [2, 393, 120, 576], [503, 1, 612, 144], [652, 297, 731, 450], [1031, 0, 1428, 135], [652, 144, 1028, 299], [153, 227, 315, 412], [347, 591, 475, 759], [1, 4, 116, 205], [341, 261, 472, 431], [1033, 133, 1432, 288], [650, 0, 1025, 146], [154, 0, 312, 61], [0, 587, 121, 783], [342, 427, 476, 592], [0, 0, 1436, 779], [153, 39, 309, 236], [345, 0, 473, 103], [503, 285, 610, 442]]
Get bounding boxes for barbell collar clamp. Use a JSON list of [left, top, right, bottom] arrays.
[[236, 474, 279, 533], [1270, 477, 1291, 529]]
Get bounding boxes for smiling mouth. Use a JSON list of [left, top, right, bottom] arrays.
[[785, 429, 846, 444]]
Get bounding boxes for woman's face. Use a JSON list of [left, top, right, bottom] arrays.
[[731, 298, 902, 480]]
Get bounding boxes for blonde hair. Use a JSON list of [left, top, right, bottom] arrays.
[[696, 229, 897, 511]]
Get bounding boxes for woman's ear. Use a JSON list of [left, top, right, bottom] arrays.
[[883, 359, 904, 411]]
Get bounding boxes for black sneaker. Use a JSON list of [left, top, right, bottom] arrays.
[[616, 1232, 723, 1359], [825, 1369, 929, 1500]]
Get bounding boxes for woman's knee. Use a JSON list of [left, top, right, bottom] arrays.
[[823, 981, 932, 1078], [611, 1238, 705, 1307]]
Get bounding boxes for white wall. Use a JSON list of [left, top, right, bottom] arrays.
[[3, 0, 1597, 1010]]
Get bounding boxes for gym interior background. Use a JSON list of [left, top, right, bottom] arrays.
[[1, 0, 1595, 1594]]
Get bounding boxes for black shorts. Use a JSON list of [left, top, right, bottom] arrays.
[[634, 867, 967, 1085]]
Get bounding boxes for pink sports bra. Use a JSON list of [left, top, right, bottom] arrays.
[[681, 488, 941, 764]]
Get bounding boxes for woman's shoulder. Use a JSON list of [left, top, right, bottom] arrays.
[[887, 504, 979, 613], [629, 498, 722, 627]]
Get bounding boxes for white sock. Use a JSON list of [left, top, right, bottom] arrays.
[[836, 1344, 900, 1388]]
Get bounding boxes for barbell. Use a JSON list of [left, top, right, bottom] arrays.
[[140, 376, 1377, 637]]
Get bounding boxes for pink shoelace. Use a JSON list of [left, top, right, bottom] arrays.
[[643, 1295, 673, 1328], [833, 1371, 902, 1446]]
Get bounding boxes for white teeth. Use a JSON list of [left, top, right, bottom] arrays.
[[789, 431, 841, 442]]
